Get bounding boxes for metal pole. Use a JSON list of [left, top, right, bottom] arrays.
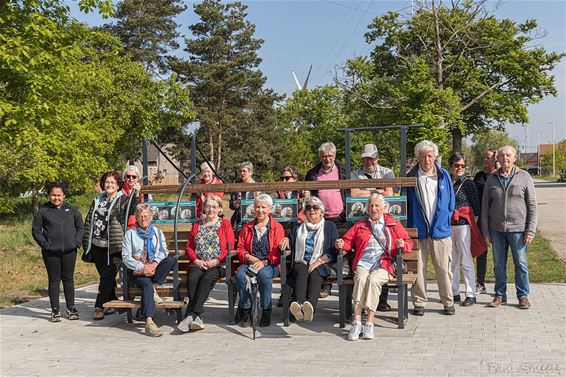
[[191, 134, 197, 179], [142, 138, 149, 202], [345, 129, 351, 178], [552, 122, 556, 177], [400, 126, 407, 178], [537, 134, 541, 176]]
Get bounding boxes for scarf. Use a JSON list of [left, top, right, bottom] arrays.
[[136, 225, 156, 262], [294, 218, 325, 264]]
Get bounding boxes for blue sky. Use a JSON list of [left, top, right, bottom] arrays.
[[69, 0, 565, 152]]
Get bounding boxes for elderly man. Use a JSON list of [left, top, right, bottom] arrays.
[[350, 143, 395, 311], [481, 145, 537, 309], [407, 140, 455, 316], [305, 142, 347, 297]]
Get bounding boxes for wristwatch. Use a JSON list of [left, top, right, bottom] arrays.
[[263, 259, 270, 266]]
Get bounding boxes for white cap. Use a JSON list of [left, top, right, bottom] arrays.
[[361, 144, 379, 159]]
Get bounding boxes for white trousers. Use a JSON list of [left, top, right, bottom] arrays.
[[451, 224, 476, 298]]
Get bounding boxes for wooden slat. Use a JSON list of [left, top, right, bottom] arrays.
[[103, 300, 184, 309], [140, 178, 417, 194]]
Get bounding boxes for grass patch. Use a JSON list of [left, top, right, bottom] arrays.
[[426, 230, 566, 283], [0, 194, 98, 308]]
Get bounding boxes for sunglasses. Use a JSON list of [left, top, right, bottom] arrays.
[[452, 164, 466, 169], [125, 175, 138, 179], [280, 176, 293, 181], [305, 204, 321, 211]]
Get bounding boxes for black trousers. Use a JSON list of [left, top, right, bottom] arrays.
[[476, 251, 487, 285], [186, 266, 221, 316], [42, 249, 77, 311], [291, 263, 324, 310], [92, 245, 122, 309]]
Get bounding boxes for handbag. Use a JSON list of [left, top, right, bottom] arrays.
[[81, 249, 94, 263], [369, 222, 407, 275]]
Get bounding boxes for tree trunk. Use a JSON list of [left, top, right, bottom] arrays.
[[217, 132, 222, 171], [31, 192, 39, 216], [452, 128, 463, 153], [208, 133, 214, 163]]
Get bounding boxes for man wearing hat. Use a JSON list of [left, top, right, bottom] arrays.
[[351, 144, 395, 197], [350, 143, 396, 311]]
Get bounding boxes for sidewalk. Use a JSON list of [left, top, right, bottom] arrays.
[[1, 282, 565, 376], [534, 184, 566, 262]]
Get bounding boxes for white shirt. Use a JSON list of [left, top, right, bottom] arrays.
[[417, 166, 438, 225]]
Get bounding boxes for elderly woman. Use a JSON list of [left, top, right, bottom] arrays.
[[178, 195, 235, 333], [449, 152, 483, 307], [195, 161, 224, 219], [122, 204, 174, 337], [32, 181, 84, 322], [122, 165, 143, 229], [336, 193, 413, 341], [235, 194, 285, 328], [282, 196, 337, 322], [83, 171, 140, 320], [229, 161, 258, 229]]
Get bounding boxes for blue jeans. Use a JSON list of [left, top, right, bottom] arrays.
[[236, 264, 279, 310], [490, 231, 529, 298], [129, 256, 175, 318]]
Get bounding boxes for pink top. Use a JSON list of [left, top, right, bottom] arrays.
[[316, 166, 343, 219]]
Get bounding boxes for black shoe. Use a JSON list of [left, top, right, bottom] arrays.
[[276, 295, 283, 308], [238, 311, 251, 328], [453, 294, 461, 303], [259, 309, 271, 327], [134, 309, 146, 322], [461, 297, 476, 306], [412, 306, 425, 316], [377, 302, 391, 312], [66, 307, 79, 320], [51, 309, 62, 322], [444, 305, 456, 315]]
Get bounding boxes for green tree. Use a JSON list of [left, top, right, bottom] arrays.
[[0, 1, 194, 213], [107, 0, 186, 74], [171, 0, 282, 176], [340, 0, 564, 153], [541, 140, 566, 176]]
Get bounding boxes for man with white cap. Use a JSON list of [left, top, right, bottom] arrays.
[[350, 143, 396, 311], [351, 144, 395, 197]]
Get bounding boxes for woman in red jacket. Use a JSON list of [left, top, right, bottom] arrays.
[[235, 194, 285, 328], [178, 195, 235, 332], [336, 193, 413, 341]]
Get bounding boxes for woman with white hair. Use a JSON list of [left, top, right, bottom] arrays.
[[122, 165, 143, 229], [336, 193, 413, 341], [235, 194, 285, 327], [195, 161, 223, 219], [122, 203, 175, 337], [283, 196, 338, 322]]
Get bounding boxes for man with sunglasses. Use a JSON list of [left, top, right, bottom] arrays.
[[350, 144, 396, 311]]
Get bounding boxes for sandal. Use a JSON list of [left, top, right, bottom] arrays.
[[93, 307, 104, 320]]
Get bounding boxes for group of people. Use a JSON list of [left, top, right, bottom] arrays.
[[31, 138, 537, 339]]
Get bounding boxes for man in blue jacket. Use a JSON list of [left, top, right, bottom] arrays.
[[407, 140, 455, 316]]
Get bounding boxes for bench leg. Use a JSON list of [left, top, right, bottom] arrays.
[[397, 284, 405, 329], [281, 284, 291, 327], [404, 284, 409, 321], [126, 308, 133, 324], [338, 284, 345, 328], [345, 285, 353, 323], [227, 279, 236, 325]]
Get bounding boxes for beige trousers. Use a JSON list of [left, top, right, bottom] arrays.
[[411, 237, 454, 307], [352, 266, 391, 312]]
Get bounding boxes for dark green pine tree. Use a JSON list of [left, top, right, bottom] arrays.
[[110, 0, 186, 74], [171, 0, 283, 177]]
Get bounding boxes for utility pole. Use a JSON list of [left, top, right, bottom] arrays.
[[552, 122, 556, 177], [537, 134, 541, 176]]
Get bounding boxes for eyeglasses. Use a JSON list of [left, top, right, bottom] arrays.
[[452, 164, 466, 169], [305, 204, 321, 211], [125, 175, 138, 179], [204, 205, 219, 210], [280, 176, 293, 181]]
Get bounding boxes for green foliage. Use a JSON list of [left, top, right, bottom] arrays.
[[170, 0, 283, 178], [107, 0, 186, 73], [541, 140, 566, 176], [0, 1, 194, 204], [341, 1, 564, 152], [471, 130, 519, 170]]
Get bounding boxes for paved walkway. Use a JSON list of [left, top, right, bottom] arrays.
[[534, 184, 566, 262], [1, 282, 565, 376]]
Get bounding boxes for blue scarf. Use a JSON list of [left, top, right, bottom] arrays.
[[136, 225, 156, 262]]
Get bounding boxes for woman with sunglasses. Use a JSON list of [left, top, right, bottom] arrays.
[[274, 166, 306, 223], [280, 196, 337, 322], [122, 165, 143, 229], [449, 152, 484, 307]]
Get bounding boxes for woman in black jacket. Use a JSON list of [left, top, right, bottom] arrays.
[[83, 171, 140, 320], [32, 182, 84, 322]]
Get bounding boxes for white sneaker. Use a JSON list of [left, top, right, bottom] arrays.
[[362, 322, 374, 340], [302, 301, 314, 322], [190, 316, 205, 331], [348, 321, 363, 341], [289, 301, 303, 321], [177, 315, 192, 333], [153, 287, 163, 304]]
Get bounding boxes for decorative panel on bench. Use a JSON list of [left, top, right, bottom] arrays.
[[148, 201, 197, 224], [240, 198, 298, 223], [346, 195, 407, 222]]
